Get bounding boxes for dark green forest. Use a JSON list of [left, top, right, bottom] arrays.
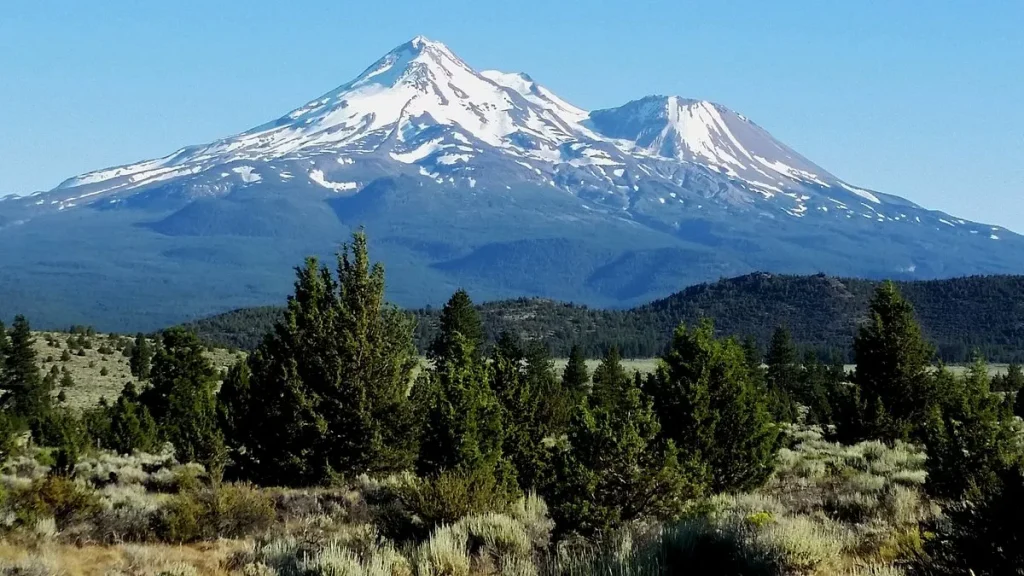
[[187, 273, 1024, 362]]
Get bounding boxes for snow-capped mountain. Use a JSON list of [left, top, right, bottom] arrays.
[[1, 37, 1020, 331]]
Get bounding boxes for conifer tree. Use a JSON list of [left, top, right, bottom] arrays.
[[851, 282, 936, 442], [646, 319, 779, 493], [129, 333, 153, 381], [107, 382, 159, 455], [764, 327, 799, 422], [2, 316, 51, 428], [414, 331, 509, 486], [923, 359, 1021, 501], [913, 465, 1024, 576], [233, 231, 419, 485], [993, 362, 1024, 393], [0, 320, 8, 367], [144, 328, 225, 473], [489, 333, 547, 490], [429, 289, 484, 362], [562, 344, 590, 401], [545, 347, 703, 539], [217, 359, 252, 452]]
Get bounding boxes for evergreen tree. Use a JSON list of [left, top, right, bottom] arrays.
[[913, 465, 1024, 576], [233, 232, 420, 485], [129, 333, 152, 381], [489, 333, 547, 490], [545, 348, 703, 539], [850, 282, 936, 442], [764, 327, 799, 422], [217, 359, 252, 453], [799, 351, 840, 425], [923, 359, 1021, 501], [0, 320, 8, 368], [428, 289, 484, 362], [527, 340, 575, 436], [646, 319, 780, 493], [107, 382, 159, 455], [1, 316, 51, 429], [992, 363, 1024, 393], [413, 331, 510, 488], [561, 344, 590, 402], [144, 328, 225, 473]]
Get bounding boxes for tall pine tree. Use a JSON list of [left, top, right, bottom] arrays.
[[850, 282, 936, 442], [413, 330, 510, 488], [428, 289, 484, 362], [764, 327, 799, 422], [646, 319, 779, 493], [129, 333, 153, 381], [231, 231, 419, 485], [144, 328, 225, 474], [489, 333, 548, 490], [1, 316, 51, 429]]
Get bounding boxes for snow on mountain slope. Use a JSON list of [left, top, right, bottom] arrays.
[[34, 36, 1008, 240]]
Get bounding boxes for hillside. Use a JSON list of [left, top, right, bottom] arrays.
[[186, 272, 1024, 362]]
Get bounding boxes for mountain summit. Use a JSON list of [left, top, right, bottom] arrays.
[[1, 37, 1020, 331]]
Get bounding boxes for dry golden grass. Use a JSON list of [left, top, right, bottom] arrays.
[[0, 540, 245, 576]]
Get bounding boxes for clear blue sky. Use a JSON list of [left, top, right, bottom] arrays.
[[2, 1, 1022, 231]]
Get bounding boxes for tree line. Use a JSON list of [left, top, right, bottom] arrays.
[[188, 272, 1024, 363], [3, 231, 1024, 572]]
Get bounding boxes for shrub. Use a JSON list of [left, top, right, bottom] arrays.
[[400, 468, 510, 532], [11, 475, 101, 529], [417, 524, 471, 576], [155, 483, 275, 542]]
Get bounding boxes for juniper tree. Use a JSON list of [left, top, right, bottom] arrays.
[[2, 316, 51, 429], [143, 328, 225, 473], [646, 319, 780, 493], [489, 333, 547, 490], [562, 344, 590, 400], [230, 231, 420, 485], [764, 327, 799, 422], [545, 347, 703, 539], [0, 320, 8, 367], [428, 288, 484, 362], [923, 359, 1021, 501], [913, 465, 1024, 576], [850, 282, 936, 442], [413, 329, 511, 489], [129, 333, 153, 381], [107, 382, 159, 455]]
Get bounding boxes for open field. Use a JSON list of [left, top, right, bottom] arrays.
[[37, 329, 1006, 410], [31, 332, 241, 410]]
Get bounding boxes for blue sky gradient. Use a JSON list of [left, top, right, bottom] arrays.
[[2, 0, 1022, 230]]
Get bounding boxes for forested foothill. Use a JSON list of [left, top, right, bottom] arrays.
[[189, 273, 1024, 363]]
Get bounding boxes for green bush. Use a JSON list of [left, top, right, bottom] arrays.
[[400, 468, 510, 533], [11, 475, 101, 529], [155, 483, 276, 542]]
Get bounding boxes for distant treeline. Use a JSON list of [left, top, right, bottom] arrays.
[[185, 273, 1024, 362]]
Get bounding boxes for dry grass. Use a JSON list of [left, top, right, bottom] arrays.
[[0, 540, 244, 576], [32, 331, 242, 409]]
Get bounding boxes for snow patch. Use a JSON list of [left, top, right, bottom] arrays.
[[309, 169, 357, 191]]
